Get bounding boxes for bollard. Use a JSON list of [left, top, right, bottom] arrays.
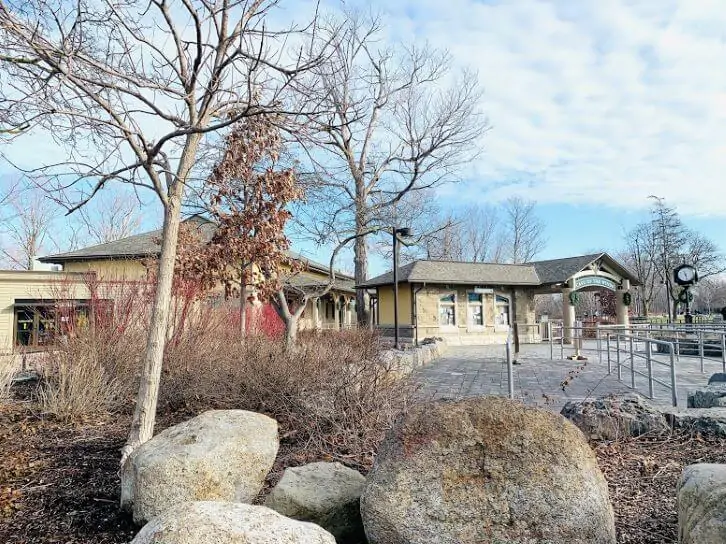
[[721, 333, 726, 373], [699, 329, 705, 373], [669, 345, 678, 407]]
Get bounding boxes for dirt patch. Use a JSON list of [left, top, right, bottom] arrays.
[[2, 398, 726, 543], [594, 433, 726, 544]]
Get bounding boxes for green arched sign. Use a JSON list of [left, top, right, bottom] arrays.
[[573, 276, 618, 291]]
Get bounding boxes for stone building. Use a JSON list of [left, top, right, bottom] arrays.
[[359, 253, 639, 345]]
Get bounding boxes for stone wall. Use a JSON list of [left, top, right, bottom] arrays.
[[381, 339, 447, 380]]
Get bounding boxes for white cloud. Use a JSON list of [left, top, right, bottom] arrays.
[[360, 0, 726, 215]]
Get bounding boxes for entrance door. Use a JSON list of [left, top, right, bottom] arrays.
[[495, 295, 510, 330]]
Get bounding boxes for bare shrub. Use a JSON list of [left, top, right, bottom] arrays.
[[0, 355, 16, 400], [160, 326, 416, 469]]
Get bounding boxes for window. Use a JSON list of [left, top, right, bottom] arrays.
[[467, 292, 484, 327], [495, 295, 510, 327], [439, 293, 456, 327], [13, 299, 107, 351]]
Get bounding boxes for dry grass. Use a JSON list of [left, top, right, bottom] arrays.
[[0, 355, 15, 400]]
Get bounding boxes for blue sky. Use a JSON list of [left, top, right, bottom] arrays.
[[3, 0, 726, 276]]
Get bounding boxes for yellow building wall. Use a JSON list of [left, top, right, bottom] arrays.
[[377, 284, 413, 326], [0, 271, 90, 354], [63, 259, 148, 281]]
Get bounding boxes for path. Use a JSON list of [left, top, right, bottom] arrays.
[[414, 342, 721, 411]]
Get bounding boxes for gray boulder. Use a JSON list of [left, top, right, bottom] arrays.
[[361, 397, 616, 544], [665, 408, 726, 437], [121, 410, 278, 524], [560, 394, 669, 440], [265, 461, 366, 542], [688, 385, 726, 408], [130, 501, 336, 544], [678, 464, 726, 543], [708, 373, 726, 385]]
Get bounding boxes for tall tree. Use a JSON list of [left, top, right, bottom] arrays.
[[500, 197, 545, 264], [621, 222, 660, 316], [294, 10, 486, 323], [181, 115, 303, 336], [0, 186, 56, 269], [75, 192, 143, 245], [0, 0, 322, 462]]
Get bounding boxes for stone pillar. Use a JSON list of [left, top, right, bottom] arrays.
[[562, 287, 576, 344], [311, 297, 320, 330], [616, 279, 631, 327]]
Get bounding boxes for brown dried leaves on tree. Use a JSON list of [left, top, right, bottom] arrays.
[[177, 115, 303, 304]]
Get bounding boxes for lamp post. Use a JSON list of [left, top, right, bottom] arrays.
[[392, 226, 412, 350]]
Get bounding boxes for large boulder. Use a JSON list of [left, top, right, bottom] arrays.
[[130, 501, 336, 544], [678, 464, 726, 543], [265, 461, 366, 542], [688, 385, 726, 408], [560, 394, 669, 440], [121, 410, 278, 524], [665, 408, 726, 437], [361, 397, 615, 544]]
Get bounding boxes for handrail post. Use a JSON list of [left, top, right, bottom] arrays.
[[606, 333, 611, 374], [549, 321, 553, 360], [699, 329, 705, 373], [616, 334, 622, 381], [646, 340, 654, 399], [506, 330, 514, 400], [560, 325, 564, 360], [629, 335, 636, 388], [670, 344, 678, 407], [596, 323, 601, 364], [721, 333, 726, 373]]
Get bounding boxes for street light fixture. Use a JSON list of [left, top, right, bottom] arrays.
[[392, 227, 413, 350]]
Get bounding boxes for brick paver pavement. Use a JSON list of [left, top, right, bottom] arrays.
[[414, 341, 723, 411]]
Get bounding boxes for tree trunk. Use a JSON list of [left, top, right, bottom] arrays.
[[121, 135, 201, 467], [354, 234, 368, 325], [285, 314, 299, 346], [240, 284, 247, 337], [120, 188, 183, 465]]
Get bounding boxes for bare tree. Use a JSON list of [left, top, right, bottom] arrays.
[[649, 196, 725, 319], [0, 187, 57, 269], [0, 0, 323, 462], [500, 197, 545, 264], [76, 192, 142, 245], [294, 10, 486, 323], [621, 222, 660, 316]]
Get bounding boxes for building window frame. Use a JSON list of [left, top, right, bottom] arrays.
[[466, 291, 485, 330], [438, 292, 457, 329], [494, 293, 511, 331]]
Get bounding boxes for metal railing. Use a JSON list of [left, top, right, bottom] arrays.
[[604, 333, 678, 407]]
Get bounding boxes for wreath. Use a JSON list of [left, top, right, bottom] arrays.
[[622, 292, 632, 307], [678, 289, 693, 304], [568, 291, 580, 306]]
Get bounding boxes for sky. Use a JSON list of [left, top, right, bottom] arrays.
[[2, 0, 726, 275]]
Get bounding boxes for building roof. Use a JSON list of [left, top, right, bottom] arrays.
[[39, 215, 353, 281], [358, 253, 639, 289], [358, 260, 541, 288]]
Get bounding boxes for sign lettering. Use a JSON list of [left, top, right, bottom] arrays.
[[574, 276, 618, 291]]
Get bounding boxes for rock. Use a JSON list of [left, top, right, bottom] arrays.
[[560, 394, 669, 440], [130, 501, 336, 544], [708, 373, 726, 385], [678, 464, 726, 543], [265, 462, 366, 542], [361, 397, 615, 544], [121, 410, 278, 524], [689, 385, 726, 408], [664, 408, 726, 437]]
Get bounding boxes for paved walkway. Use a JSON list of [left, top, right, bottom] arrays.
[[414, 342, 722, 411]]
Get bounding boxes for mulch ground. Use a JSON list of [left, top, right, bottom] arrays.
[[2, 396, 725, 544]]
